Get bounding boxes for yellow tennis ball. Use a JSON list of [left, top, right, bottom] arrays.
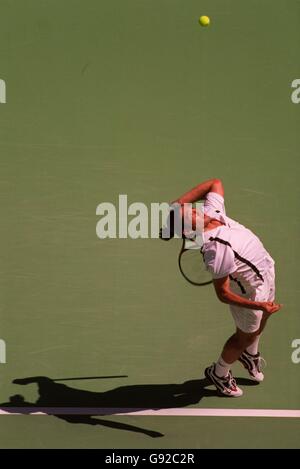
[[199, 15, 210, 27]]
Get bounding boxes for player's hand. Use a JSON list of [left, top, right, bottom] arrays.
[[260, 301, 282, 314]]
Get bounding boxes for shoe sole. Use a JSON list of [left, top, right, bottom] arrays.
[[249, 374, 264, 383]]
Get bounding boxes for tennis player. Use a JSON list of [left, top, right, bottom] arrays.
[[163, 178, 282, 397]]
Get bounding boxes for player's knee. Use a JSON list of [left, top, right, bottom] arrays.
[[246, 334, 257, 346], [235, 330, 256, 348]]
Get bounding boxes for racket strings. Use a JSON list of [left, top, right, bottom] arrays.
[[179, 248, 212, 286]]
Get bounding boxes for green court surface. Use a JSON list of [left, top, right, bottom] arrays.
[[0, 0, 300, 448]]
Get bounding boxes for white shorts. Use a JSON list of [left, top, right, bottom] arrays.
[[229, 265, 275, 333]]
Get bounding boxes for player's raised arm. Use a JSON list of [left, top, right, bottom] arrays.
[[172, 178, 224, 205]]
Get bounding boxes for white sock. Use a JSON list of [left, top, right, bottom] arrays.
[[215, 356, 231, 378], [246, 335, 260, 355]]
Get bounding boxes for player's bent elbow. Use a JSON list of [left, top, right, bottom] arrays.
[[211, 178, 224, 197], [216, 290, 230, 304], [213, 276, 230, 302], [217, 295, 228, 304], [213, 178, 222, 185]]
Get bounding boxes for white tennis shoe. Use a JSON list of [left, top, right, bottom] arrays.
[[238, 351, 266, 382], [205, 364, 243, 397]]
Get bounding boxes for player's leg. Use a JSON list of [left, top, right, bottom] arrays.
[[220, 327, 260, 364], [205, 327, 261, 397], [205, 300, 267, 396], [230, 304, 267, 382], [204, 328, 254, 397], [238, 325, 271, 381], [205, 269, 276, 395], [239, 267, 275, 380], [244, 310, 269, 354]]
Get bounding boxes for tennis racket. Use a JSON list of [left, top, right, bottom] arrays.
[[178, 238, 213, 286]]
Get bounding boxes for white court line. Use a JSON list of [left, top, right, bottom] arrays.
[[0, 408, 300, 417]]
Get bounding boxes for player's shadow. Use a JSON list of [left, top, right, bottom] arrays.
[[0, 375, 227, 438], [1, 375, 256, 438]]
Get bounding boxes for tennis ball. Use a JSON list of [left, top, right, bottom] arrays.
[[199, 15, 210, 27]]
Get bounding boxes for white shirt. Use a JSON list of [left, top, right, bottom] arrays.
[[202, 192, 274, 292]]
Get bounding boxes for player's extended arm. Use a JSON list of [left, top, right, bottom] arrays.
[[213, 276, 282, 314], [172, 178, 224, 204]]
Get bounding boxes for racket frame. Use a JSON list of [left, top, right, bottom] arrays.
[[178, 238, 213, 286]]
